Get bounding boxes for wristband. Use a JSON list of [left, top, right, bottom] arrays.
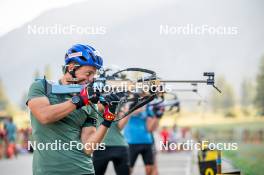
[[103, 106, 116, 121], [101, 120, 112, 128], [71, 95, 84, 109]]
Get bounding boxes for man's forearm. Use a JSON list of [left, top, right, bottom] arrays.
[[40, 100, 76, 123], [83, 125, 108, 155], [147, 117, 159, 132], [118, 115, 130, 130], [29, 98, 76, 124]]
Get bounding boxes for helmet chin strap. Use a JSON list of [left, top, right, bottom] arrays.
[[66, 64, 81, 84], [69, 69, 76, 78]]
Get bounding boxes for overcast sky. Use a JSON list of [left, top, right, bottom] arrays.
[[0, 0, 87, 36], [0, 0, 166, 36], [0, 0, 263, 106]]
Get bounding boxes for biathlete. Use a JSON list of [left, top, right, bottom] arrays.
[[27, 44, 119, 175]]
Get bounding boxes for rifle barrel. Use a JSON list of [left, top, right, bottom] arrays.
[[160, 80, 207, 83]]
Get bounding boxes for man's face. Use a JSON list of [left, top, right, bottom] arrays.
[[74, 65, 96, 85]]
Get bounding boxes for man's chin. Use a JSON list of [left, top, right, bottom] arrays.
[[78, 82, 86, 85], [78, 80, 90, 85]]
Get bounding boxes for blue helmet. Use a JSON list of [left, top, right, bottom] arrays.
[[65, 44, 103, 69]]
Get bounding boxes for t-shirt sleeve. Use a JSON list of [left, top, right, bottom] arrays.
[[82, 104, 98, 128], [146, 105, 155, 118], [26, 80, 47, 105]]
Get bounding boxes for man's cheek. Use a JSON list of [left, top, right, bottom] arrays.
[[79, 79, 89, 84]]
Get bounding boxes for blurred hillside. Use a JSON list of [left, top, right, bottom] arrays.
[[0, 0, 263, 105]]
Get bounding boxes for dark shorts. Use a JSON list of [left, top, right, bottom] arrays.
[[129, 144, 154, 167], [93, 146, 130, 175]]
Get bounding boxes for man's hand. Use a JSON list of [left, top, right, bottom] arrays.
[[74, 84, 99, 109], [82, 93, 122, 154], [101, 93, 121, 127], [153, 105, 165, 119]]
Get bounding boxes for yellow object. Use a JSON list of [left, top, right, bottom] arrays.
[[205, 168, 215, 175], [198, 150, 218, 162]]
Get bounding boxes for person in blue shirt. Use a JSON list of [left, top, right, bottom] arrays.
[[4, 117, 17, 158], [124, 105, 159, 175]]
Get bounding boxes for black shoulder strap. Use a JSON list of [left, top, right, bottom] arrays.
[[39, 76, 49, 96], [43, 76, 47, 95]]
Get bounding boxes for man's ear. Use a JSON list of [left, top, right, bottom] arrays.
[[62, 65, 67, 74]]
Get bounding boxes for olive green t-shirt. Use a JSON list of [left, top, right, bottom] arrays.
[[96, 114, 128, 147], [27, 80, 98, 175]]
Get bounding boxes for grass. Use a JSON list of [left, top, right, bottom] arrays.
[[190, 121, 264, 175], [223, 144, 264, 175]]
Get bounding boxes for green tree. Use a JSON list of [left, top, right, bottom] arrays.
[[5, 103, 19, 116], [255, 56, 264, 115], [0, 78, 9, 111], [210, 76, 236, 114], [222, 83, 236, 110], [211, 76, 225, 112], [241, 78, 255, 107]]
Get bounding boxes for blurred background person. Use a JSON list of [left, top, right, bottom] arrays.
[[0, 122, 5, 159], [124, 105, 159, 175], [93, 104, 131, 175], [4, 117, 17, 159]]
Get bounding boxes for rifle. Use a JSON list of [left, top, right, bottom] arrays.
[[42, 67, 221, 121]]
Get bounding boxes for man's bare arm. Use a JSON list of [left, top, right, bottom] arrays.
[[117, 115, 130, 130], [117, 105, 130, 130], [81, 125, 108, 155], [147, 117, 159, 132], [27, 97, 76, 124]]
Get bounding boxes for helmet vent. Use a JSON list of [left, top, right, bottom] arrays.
[[89, 53, 96, 62], [79, 56, 87, 61], [71, 49, 77, 53]]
